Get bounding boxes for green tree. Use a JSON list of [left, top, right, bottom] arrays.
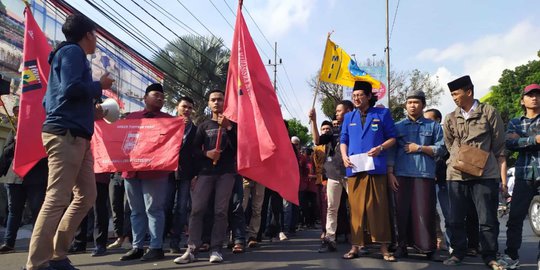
[[286, 118, 311, 146], [308, 73, 343, 119], [154, 35, 230, 123], [388, 69, 445, 121], [484, 51, 540, 124]]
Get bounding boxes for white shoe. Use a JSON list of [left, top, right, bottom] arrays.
[[279, 232, 288, 241], [209, 251, 223, 263], [174, 250, 196, 264]]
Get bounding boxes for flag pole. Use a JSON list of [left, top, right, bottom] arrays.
[[0, 96, 17, 132], [309, 31, 333, 124]]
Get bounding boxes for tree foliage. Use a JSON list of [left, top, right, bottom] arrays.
[[388, 69, 444, 121], [484, 51, 540, 124], [154, 35, 230, 123], [286, 118, 311, 146]]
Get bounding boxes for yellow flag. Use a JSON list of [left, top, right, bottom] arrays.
[[319, 38, 381, 89]]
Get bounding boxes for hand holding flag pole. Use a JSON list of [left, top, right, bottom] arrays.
[[212, 124, 222, 166]]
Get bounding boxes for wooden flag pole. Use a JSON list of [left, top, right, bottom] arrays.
[[0, 96, 17, 132], [309, 31, 333, 124]]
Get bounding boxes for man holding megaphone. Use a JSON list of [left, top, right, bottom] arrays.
[[26, 13, 114, 270]]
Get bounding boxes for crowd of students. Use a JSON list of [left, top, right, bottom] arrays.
[[0, 13, 539, 270]]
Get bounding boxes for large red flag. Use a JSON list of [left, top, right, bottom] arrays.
[[223, 1, 299, 205], [13, 7, 51, 177]]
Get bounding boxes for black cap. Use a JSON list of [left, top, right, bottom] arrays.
[[353, 81, 372, 94], [447, 75, 473, 92], [406, 90, 426, 103], [145, 83, 164, 95]]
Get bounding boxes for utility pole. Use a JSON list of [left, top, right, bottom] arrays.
[[385, 0, 391, 104], [267, 42, 282, 91]]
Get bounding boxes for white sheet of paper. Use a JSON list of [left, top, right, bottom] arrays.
[[349, 153, 375, 173]]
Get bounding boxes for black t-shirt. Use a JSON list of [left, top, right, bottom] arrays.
[[193, 119, 237, 175], [319, 126, 345, 180]]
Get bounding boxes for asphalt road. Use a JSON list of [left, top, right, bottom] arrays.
[[1, 215, 539, 270]]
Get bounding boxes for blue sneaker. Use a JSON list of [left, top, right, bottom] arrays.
[[49, 258, 79, 270]]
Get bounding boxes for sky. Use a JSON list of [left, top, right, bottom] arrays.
[[63, 0, 540, 127]]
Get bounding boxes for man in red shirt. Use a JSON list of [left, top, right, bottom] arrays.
[[120, 83, 173, 262]]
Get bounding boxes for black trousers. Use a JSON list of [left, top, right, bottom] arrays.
[[109, 177, 132, 239], [73, 182, 110, 247], [505, 180, 538, 259], [448, 179, 499, 264]]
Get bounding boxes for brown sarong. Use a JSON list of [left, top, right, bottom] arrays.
[[347, 172, 392, 246]]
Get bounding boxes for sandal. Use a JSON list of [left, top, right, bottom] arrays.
[[383, 253, 397, 262], [198, 243, 210, 252], [232, 243, 245, 254], [443, 256, 462, 266], [342, 249, 359, 259], [488, 260, 505, 270]]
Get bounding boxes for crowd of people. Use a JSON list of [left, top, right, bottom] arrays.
[[0, 13, 539, 270]]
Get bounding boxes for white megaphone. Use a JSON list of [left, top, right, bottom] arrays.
[[101, 98, 120, 124]]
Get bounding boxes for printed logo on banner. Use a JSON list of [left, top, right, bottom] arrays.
[[122, 132, 140, 155]]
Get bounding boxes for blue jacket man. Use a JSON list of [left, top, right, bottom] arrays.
[[339, 81, 397, 261]]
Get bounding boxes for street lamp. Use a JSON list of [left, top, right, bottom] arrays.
[[372, 54, 376, 66]]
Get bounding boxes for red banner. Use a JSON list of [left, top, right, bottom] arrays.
[[223, 2, 299, 205], [92, 118, 185, 173], [13, 7, 51, 177]]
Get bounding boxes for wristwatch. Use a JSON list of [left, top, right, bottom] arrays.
[[379, 145, 384, 152], [417, 145, 423, 153]]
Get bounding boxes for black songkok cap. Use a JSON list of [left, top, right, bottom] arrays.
[[353, 81, 372, 95], [447, 75, 473, 92], [145, 83, 164, 95]]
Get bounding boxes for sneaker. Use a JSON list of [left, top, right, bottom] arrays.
[[120, 248, 144, 261], [279, 232, 288, 241], [499, 254, 520, 269], [49, 258, 79, 270], [91, 245, 107, 257], [174, 249, 196, 264], [140, 248, 165, 261], [209, 251, 223, 263], [0, 244, 14, 253], [107, 238, 123, 249], [67, 242, 86, 254], [318, 239, 337, 253]]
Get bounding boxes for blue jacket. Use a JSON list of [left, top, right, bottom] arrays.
[[43, 42, 102, 138], [340, 107, 396, 176], [387, 116, 446, 179]]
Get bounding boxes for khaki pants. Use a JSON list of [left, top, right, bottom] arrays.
[[242, 179, 265, 239], [348, 173, 391, 246], [325, 177, 348, 241], [26, 132, 96, 270]]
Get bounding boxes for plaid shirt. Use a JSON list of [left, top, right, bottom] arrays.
[[506, 114, 540, 181]]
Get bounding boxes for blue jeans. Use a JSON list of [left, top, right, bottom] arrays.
[[448, 179, 499, 264], [284, 199, 299, 234], [125, 176, 169, 249], [3, 182, 46, 247], [229, 175, 246, 245], [437, 182, 451, 245], [168, 179, 191, 244]]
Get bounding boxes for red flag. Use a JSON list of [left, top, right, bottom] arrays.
[[223, 2, 300, 205], [92, 118, 185, 173], [13, 7, 51, 177]]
